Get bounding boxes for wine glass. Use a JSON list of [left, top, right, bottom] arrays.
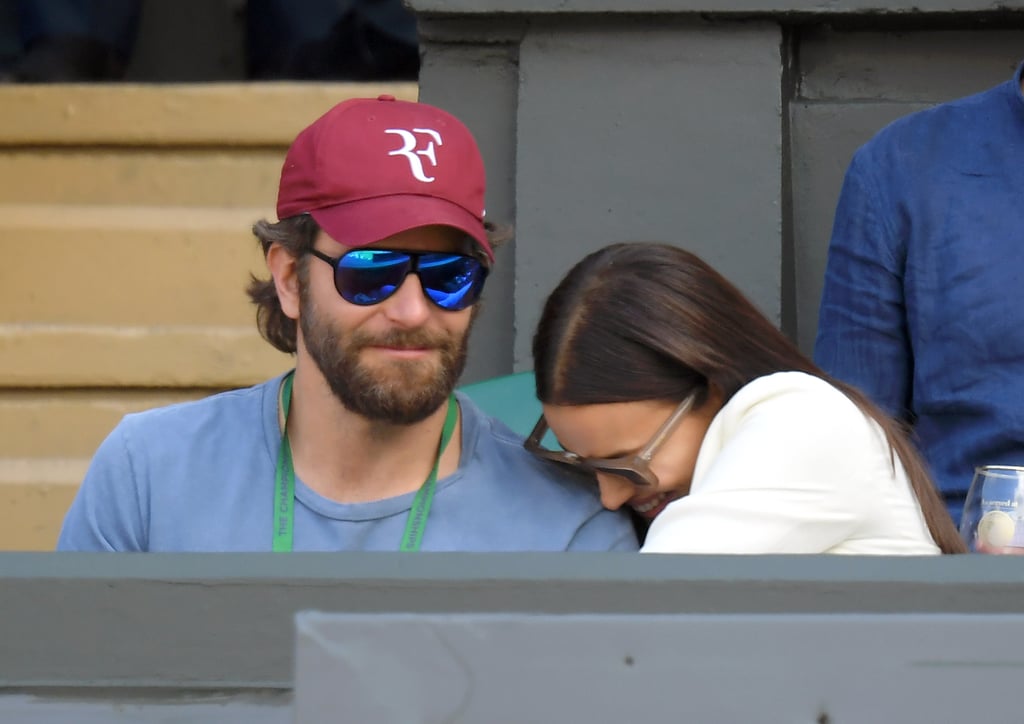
[[960, 465, 1024, 554]]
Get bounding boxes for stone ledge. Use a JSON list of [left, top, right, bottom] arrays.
[[0, 82, 418, 146]]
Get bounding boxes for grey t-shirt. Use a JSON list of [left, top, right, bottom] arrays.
[[57, 372, 639, 552]]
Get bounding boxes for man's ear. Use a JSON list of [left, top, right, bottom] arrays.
[[267, 244, 301, 320]]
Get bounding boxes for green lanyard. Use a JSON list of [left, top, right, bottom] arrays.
[[272, 372, 459, 552]]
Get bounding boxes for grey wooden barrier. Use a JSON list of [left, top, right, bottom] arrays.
[[4, 553, 1024, 721], [408, 0, 1024, 381], [293, 611, 1024, 723]]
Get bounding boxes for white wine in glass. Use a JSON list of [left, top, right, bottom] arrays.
[[960, 465, 1024, 554]]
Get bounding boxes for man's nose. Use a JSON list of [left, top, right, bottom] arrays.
[[381, 273, 433, 327]]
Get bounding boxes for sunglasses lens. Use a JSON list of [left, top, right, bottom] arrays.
[[332, 249, 486, 310], [416, 254, 487, 311], [335, 250, 412, 305]]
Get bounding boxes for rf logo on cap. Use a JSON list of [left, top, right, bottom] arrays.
[[385, 128, 443, 182], [276, 96, 491, 259]]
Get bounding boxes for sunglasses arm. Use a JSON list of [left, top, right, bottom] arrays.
[[636, 395, 697, 462]]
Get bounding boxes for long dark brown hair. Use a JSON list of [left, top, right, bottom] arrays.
[[533, 242, 964, 554]]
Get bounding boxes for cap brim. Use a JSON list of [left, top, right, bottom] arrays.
[[309, 195, 493, 261]]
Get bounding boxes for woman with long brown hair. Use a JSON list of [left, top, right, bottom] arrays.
[[527, 242, 964, 554]]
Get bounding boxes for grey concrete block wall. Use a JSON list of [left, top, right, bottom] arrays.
[[418, 42, 522, 377], [512, 19, 784, 368], [413, 0, 1024, 380], [791, 28, 1023, 351]]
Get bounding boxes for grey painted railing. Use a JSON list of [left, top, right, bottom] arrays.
[[5, 553, 1024, 684], [4, 553, 1024, 720]]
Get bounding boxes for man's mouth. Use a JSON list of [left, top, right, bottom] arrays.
[[365, 345, 435, 358]]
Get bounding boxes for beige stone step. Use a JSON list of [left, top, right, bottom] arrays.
[[0, 386, 228, 551], [1, 389, 207, 458], [0, 82, 418, 146], [0, 325, 291, 388], [0, 81, 419, 551], [0, 82, 417, 207], [3, 203, 270, 325], [0, 148, 285, 206], [1, 203, 293, 387], [0, 473, 80, 551]]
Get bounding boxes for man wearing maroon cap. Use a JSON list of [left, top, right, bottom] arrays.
[[58, 96, 638, 552]]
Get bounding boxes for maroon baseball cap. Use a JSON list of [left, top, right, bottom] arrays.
[[277, 95, 492, 260]]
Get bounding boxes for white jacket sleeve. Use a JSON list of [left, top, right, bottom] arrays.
[[641, 374, 884, 554]]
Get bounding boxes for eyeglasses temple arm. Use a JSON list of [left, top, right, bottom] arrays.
[[524, 416, 549, 450], [637, 395, 697, 462]]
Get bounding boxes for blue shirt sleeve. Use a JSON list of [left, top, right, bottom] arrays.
[[57, 419, 148, 551], [813, 149, 914, 422]]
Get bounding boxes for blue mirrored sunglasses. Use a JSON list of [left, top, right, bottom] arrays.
[[308, 248, 488, 311]]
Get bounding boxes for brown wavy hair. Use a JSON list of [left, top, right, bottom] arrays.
[[247, 215, 319, 354], [532, 242, 964, 554]]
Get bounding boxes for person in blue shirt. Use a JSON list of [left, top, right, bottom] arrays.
[[57, 96, 637, 552], [814, 60, 1024, 526]]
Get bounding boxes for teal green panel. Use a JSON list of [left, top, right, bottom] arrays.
[[457, 371, 539, 438]]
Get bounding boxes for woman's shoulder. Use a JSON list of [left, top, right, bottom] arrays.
[[731, 371, 853, 408], [700, 372, 892, 489], [720, 371, 871, 437]]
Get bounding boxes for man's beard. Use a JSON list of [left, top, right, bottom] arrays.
[[298, 286, 472, 425]]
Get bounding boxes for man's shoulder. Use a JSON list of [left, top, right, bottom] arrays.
[[456, 392, 601, 502], [452, 393, 638, 551], [115, 375, 279, 445], [859, 76, 1014, 161]]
